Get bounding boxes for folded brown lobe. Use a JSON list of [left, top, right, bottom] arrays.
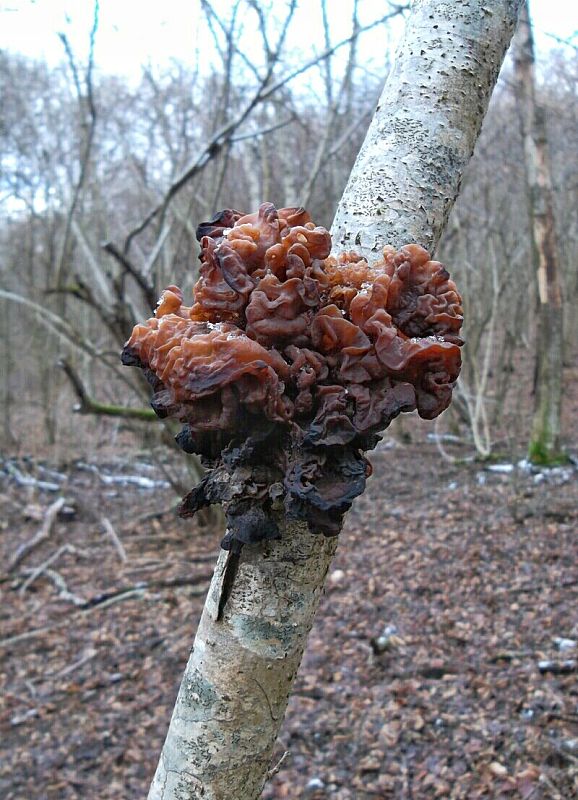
[[122, 203, 464, 548]]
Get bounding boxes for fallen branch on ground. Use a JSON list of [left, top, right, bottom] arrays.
[[82, 575, 213, 607], [18, 542, 88, 597], [101, 516, 128, 563], [3, 461, 61, 493], [0, 577, 211, 650], [8, 497, 66, 573], [19, 563, 86, 606]]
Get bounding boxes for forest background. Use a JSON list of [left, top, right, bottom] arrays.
[[0, 0, 577, 463], [0, 1, 577, 798]]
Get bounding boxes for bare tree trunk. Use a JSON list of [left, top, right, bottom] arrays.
[[513, 0, 565, 464], [147, 2, 522, 798], [149, 520, 337, 799], [2, 295, 15, 445], [331, 0, 522, 258]]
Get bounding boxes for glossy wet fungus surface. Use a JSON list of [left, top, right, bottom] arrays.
[[122, 203, 463, 550]]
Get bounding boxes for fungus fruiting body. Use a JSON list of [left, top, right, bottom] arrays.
[[122, 203, 463, 549]]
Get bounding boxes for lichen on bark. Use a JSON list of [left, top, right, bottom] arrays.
[[148, 520, 337, 800]]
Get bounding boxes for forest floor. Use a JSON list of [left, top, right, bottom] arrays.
[[1, 376, 577, 799]]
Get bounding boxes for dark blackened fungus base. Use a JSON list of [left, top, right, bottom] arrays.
[[122, 203, 463, 550]]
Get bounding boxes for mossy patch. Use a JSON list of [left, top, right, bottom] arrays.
[[528, 440, 570, 466]]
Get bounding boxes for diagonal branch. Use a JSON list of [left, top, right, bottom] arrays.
[[146, 3, 523, 800], [58, 358, 156, 421], [118, 3, 405, 254], [55, 0, 100, 289], [102, 241, 157, 310]]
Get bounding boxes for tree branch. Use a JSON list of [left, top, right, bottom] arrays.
[[118, 3, 404, 254], [55, 0, 100, 289], [58, 359, 156, 421], [8, 498, 66, 573], [101, 241, 157, 310], [331, 0, 523, 257]]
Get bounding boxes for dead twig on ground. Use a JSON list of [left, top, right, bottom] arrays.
[[0, 591, 145, 649], [121, 554, 220, 573], [83, 575, 212, 607], [52, 648, 98, 679], [18, 543, 86, 595], [19, 564, 86, 606], [3, 460, 61, 493], [101, 516, 127, 563], [0, 576, 212, 649], [8, 497, 66, 573]]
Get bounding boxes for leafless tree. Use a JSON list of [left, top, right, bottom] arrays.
[[0, 2, 403, 454], [514, 0, 565, 464], [146, 3, 522, 798]]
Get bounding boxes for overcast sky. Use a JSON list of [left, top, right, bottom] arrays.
[[1, 0, 576, 83]]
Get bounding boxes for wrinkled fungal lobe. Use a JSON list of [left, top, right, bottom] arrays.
[[122, 203, 463, 548]]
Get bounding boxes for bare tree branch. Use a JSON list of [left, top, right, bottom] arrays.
[[8, 498, 66, 573], [118, 3, 403, 253], [58, 358, 156, 421], [102, 241, 157, 310], [55, 0, 100, 289]]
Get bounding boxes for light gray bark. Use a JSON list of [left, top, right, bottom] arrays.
[[148, 521, 337, 800], [148, 2, 523, 798], [331, 0, 522, 257]]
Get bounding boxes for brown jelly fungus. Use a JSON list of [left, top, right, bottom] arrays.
[[122, 203, 463, 550]]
